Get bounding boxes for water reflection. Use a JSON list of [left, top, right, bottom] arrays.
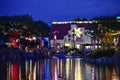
[[0, 58, 120, 80], [74, 58, 82, 80]]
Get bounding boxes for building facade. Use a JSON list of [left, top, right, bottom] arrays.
[[49, 21, 97, 49]]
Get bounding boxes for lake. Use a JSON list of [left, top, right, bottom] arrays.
[[0, 58, 120, 80]]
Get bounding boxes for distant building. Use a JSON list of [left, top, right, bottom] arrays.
[[49, 21, 97, 49]]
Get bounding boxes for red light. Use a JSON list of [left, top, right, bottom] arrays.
[[12, 63, 19, 80]]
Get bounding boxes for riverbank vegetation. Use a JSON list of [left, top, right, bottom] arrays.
[[85, 49, 116, 59], [84, 48, 120, 64]]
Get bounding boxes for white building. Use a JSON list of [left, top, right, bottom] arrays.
[[49, 21, 97, 49]]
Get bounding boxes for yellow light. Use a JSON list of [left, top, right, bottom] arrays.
[[74, 28, 82, 38], [75, 58, 82, 80], [66, 58, 70, 79], [64, 41, 71, 47]]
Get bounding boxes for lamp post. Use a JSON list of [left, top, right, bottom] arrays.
[[72, 29, 76, 48], [53, 32, 57, 49], [52, 31, 59, 49], [90, 30, 96, 49]]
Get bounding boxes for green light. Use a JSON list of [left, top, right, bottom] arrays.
[[117, 16, 120, 19]]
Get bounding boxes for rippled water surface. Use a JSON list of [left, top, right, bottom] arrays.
[[0, 58, 120, 80]]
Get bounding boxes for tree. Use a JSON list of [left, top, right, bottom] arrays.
[[90, 15, 120, 49], [34, 20, 50, 37], [82, 18, 88, 21], [0, 14, 51, 47], [73, 17, 81, 21]]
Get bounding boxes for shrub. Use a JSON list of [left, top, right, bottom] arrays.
[[91, 49, 115, 59]]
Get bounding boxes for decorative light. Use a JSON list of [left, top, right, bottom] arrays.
[[33, 37, 36, 40], [117, 16, 120, 20], [74, 28, 82, 38], [52, 21, 97, 24]]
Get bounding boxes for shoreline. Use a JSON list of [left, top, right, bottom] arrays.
[[82, 57, 120, 65]]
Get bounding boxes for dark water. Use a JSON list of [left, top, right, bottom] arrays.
[[0, 58, 120, 80]]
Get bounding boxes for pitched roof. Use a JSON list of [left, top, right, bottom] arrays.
[[49, 22, 91, 39]]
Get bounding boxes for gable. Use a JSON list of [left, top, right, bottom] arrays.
[[49, 21, 91, 40]]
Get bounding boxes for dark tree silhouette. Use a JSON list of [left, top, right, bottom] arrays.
[[0, 14, 51, 47]]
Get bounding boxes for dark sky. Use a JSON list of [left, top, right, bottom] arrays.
[[0, 0, 120, 24]]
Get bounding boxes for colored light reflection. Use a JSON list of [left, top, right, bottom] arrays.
[[3, 58, 120, 80], [44, 59, 52, 80], [58, 59, 63, 78], [39, 60, 44, 80], [54, 61, 58, 80], [12, 63, 19, 80], [91, 66, 96, 80], [66, 58, 71, 79], [75, 58, 82, 80]]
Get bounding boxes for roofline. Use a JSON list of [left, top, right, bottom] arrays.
[[52, 21, 98, 24]]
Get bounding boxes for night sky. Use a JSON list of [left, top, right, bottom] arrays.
[[0, 0, 120, 24]]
